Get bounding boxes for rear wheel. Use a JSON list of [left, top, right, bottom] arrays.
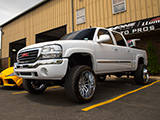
[[23, 79, 47, 94], [115, 73, 123, 78], [97, 75, 106, 82], [65, 65, 96, 103], [134, 64, 149, 85]]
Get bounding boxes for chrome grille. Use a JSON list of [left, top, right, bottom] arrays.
[[18, 49, 39, 63]]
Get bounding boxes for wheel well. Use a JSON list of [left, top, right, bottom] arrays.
[[138, 57, 144, 64], [68, 53, 93, 69]]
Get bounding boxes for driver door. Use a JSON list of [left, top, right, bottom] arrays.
[[95, 29, 119, 73], [95, 29, 132, 73]]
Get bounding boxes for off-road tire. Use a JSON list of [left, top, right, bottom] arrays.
[[97, 75, 106, 82], [134, 64, 149, 85], [115, 73, 123, 78], [23, 79, 47, 94], [65, 65, 96, 103]]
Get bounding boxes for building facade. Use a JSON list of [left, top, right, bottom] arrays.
[[1, 0, 160, 68]]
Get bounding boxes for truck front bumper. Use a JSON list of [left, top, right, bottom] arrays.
[[14, 59, 68, 80]]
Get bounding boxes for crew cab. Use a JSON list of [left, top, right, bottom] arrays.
[[14, 27, 149, 103]]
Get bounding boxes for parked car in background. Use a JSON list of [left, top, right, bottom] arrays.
[[0, 67, 23, 87]]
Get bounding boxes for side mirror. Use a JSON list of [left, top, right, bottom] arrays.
[[97, 34, 110, 43]]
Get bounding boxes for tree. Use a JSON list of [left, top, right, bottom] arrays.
[[146, 41, 160, 75]]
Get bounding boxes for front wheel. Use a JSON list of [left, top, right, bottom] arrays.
[[23, 79, 47, 94], [134, 64, 149, 85], [65, 65, 96, 103]]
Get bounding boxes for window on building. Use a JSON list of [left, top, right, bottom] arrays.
[[112, 32, 127, 46], [112, 0, 126, 14], [76, 8, 85, 25]]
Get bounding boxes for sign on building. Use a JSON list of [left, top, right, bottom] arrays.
[[108, 16, 160, 35]]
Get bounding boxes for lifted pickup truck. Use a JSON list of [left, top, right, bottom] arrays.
[[14, 27, 149, 103]]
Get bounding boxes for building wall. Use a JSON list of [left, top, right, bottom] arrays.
[[2, 0, 72, 58], [73, 0, 160, 31], [1, 58, 9, 69], [1, 0, 160, 59]]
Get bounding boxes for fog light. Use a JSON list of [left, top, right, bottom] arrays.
[[41, 68, 48, 76]]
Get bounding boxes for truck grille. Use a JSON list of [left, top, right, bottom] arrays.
[[18, 49, 39, 63]]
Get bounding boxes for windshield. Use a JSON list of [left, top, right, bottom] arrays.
[[61, 28, 96, 40]]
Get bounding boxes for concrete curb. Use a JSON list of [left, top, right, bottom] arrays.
[[106, 75, 160, 80], [149, 76, 160, 80]]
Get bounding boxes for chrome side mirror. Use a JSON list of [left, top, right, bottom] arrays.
[[97, 34, 110, 43]]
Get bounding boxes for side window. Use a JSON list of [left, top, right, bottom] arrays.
[[112, 32, 127, 47], [97, 29, 113, 45]]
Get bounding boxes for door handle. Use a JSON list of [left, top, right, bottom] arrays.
[[126, 49, 130, 53], [113, 48, 119, 52]]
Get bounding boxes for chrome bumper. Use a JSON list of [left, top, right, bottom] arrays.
[[14, 59, 63, 69], [14, 59, 68, 80]]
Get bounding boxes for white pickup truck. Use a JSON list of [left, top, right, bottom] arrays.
[[14, 27, 149, 103]]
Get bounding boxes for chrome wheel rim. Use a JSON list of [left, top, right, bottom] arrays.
[[143, 68, 149, 83], [78, 70, 96, 99], [31, 81, 46, 90]]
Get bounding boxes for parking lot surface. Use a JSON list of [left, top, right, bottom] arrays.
[[0, 76, 160, 120]]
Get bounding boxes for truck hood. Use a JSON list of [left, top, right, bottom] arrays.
[[19, 40, 94, 53], [20, 40, 64, 51]]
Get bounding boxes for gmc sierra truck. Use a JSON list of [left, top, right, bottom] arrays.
[[14, 27, 149, 103]]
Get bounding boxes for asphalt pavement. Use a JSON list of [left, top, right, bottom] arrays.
[[0, 76, 160, 120]]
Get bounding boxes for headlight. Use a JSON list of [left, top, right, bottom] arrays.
[[41, 44, 62, 59], [6, 73, 15, 77]]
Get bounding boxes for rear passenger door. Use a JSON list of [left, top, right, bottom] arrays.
[[95, 29, 132, 73]]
